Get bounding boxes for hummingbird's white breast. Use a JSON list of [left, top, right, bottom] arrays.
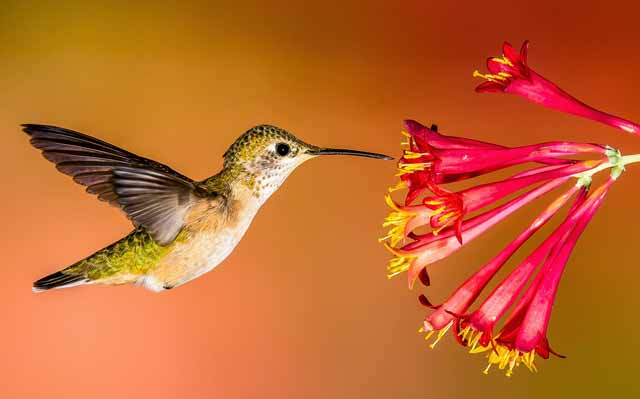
[[139, 185, 265, 291]]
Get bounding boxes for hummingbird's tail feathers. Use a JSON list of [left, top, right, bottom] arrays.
[[32, 270, 88, 292]]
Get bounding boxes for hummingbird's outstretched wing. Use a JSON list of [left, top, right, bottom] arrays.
[[23, 124, 219, 246]]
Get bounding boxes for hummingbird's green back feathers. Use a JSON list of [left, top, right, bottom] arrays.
[[23, 124, 221, 246]]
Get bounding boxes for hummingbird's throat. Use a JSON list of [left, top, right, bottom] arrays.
[[242, 168, 292, 203]]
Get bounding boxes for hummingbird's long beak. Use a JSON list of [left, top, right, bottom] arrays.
[[307, 147, 393, 160]]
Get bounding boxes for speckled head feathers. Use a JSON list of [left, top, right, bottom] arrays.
[[223, 124, 312, 167]]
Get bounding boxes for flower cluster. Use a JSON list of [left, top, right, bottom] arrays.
[[381, 41, 639, 376]]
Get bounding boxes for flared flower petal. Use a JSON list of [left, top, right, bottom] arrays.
[[474, 41, 640, 135]]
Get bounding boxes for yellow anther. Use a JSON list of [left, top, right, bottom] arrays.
[[491, 56, 514, 67], [458, 325, 472, 341], [384, 194, 402, 212], [428, 322, 453, 349], [472, 70, 511, 84], [432, 206, 446, 215], [383, 243, 415, 278], [377, 235, 391, 243], [431, 223, 449, 236], [469, 344, 491, 354], [478, 344, 540, 377], [439, 211, 459, 222], [388, 181, 408, 193], [381, 195, 418, 246], [398, 162, 429, 173], [468, 332, 483, 352]]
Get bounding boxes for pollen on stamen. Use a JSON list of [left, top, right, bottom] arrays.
[[422, 320, 453, 349], [403, 150, 429, 160], [472, 70, 511, 84], [383, 243, 415, 278], [388, 181, 408, 193], [491, 56, 514, 67], [481, 344, 538, 377], [396, 162, 429, 176], [380, 195, 419, 246], [429, 206, 459, 235], [423, 199, 444, 206]]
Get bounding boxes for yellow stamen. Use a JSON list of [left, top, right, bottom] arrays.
[[379, 194, 418, 246], [458, 325, 472, 341], [432, 206, 446, 215], [384, 194, 402, 212], [420, 321, 454, 349], [477, 342, 539, 377], [491, 56, 514, 67], [438, 211, 458, 223], [469, 343, 491, 354], [397, 162, 429, 174], [473, 69, 512, 84], [403, 150, 430, 160], [382, 242, 416, 278], [467, 331, 483, 352], [377, 234, 391, 243], [428, 321, 453, 349], [388, 181, 408, 193]]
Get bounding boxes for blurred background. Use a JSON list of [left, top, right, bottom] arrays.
[[1, 1, 639, 398]]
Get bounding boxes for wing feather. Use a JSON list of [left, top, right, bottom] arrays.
[[23, 124, 217, 245]]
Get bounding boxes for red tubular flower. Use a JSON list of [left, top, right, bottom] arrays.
[[474, 41, 640, 135], [397, 120, 605, 206], [395, 121, 503, 203]]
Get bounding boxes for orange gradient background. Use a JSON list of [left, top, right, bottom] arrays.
[[2, 1, 639, 398]]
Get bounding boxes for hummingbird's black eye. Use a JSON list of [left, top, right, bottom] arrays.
[[276, 143, 291, 156]]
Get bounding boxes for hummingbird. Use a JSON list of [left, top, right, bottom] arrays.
[[25, 124, 391, 292]]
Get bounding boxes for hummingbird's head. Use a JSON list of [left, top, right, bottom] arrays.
[[223, 124, 392, 201]]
